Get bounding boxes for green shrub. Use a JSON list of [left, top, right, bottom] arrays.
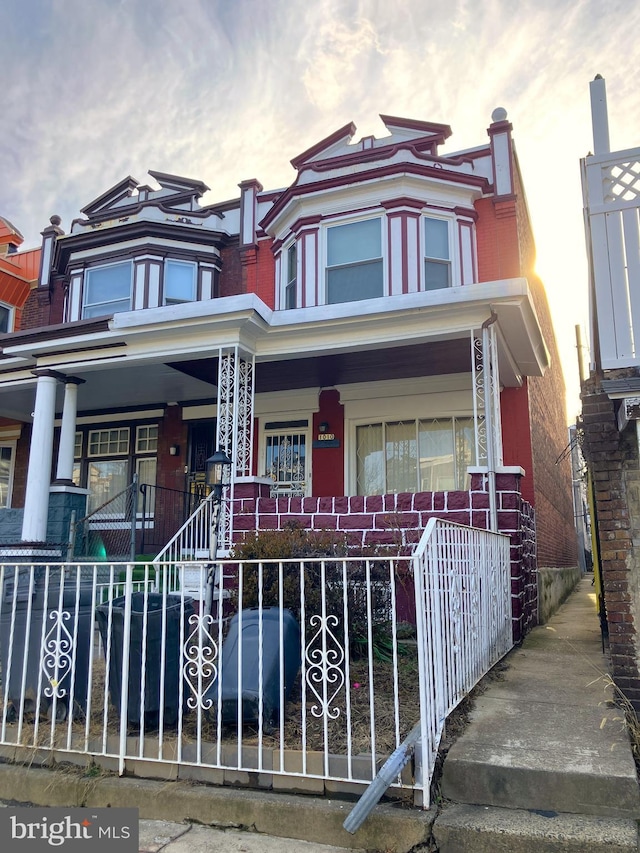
[[230, 523, 398, 659]]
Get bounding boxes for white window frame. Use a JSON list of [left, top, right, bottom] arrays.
[[0, 302, 15, 334], [283, 242, 297, 310], [323, 214, 385, 306], [258, 416, 312, 497], [352, 415, 476, 495], [82, 260, 133, 319], [163, 260, 197, 305], [135, 424, 158, 454], [0, 442, 16, 509], [422, 213, 456, 290], [87, 427, 130, 458]]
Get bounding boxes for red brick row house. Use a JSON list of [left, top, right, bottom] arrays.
[[0, 109, 577, 638]]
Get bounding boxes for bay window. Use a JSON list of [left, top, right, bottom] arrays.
[[356, 417, 475, 495], [424, 217, 451, 290], [327, 218, 383, 304], [83, 261, 133, 318]]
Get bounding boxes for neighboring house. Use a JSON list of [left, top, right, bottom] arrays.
[[580, 76, 640, 708], [0, 217, 40, 513], [0, 109, 576, 639]]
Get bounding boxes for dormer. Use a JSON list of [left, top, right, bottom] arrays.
[[49, 172, 231, 323]]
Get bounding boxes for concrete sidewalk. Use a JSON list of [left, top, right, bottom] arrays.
[[138, 818, 365, 853], [435, 575, 640, 851]]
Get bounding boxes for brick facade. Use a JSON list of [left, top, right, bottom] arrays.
[[581, 377, 640, 710], [232, 471, 536, 642]]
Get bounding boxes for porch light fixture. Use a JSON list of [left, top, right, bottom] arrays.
[[206, 448, 233, 501], [204, 447, 233, 617], [319, 421, 330, 434], [169, 444, 180, 456]]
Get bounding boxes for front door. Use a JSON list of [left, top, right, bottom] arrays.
[[186, 421, 216, 501]]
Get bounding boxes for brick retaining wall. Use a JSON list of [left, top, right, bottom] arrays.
[[232, 471, 537, 642]]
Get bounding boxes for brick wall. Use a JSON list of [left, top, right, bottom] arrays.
[[219, 243, 243, 298], [476, 163, 577, 572], [581, 377, 640, 710], [232, 471, 536, 642]]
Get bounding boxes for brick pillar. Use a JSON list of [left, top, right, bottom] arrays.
[[581, 380, 640, 710]]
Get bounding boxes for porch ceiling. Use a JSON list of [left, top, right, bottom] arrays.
[[0, 361, 217, 422], [171, 339, 473, 393]]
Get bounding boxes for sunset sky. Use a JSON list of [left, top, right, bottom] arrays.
[[2, 0, 640, 421]]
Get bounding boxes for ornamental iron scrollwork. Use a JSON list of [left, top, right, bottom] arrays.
[[183, 613, 219, 711], [42, 610, 73, 700], [305, 614, 345, 720]]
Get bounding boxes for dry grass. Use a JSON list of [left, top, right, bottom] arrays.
[[1, 644, 422, 760]]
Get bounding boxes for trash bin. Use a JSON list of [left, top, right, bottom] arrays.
[[204, 606, 301, 725], [96, 592, 194, 727], [0, 568, 93, 721]]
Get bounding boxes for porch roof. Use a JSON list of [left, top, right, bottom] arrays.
[[0, 278, 549, 421]]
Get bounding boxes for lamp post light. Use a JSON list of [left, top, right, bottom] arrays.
[[204, 448, 233, 615]]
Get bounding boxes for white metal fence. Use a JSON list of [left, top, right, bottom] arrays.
[[0, 519, 512, 809]]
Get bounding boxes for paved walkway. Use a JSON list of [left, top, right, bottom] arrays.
[[434, 574, 640, 851]]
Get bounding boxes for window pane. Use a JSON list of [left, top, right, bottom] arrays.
[[454, 417, 476, 489], [285, 281, 296, 309], [87, 460, 128, 513], [136, 457, 157, 512], [287, 244, 296, 284], [266, 433, 306, 494], [136, 425, 158, 453], [84, 263, 132, 316], [425, 218, 449, 260], [356, 424, 384, 495], [386, 421, 417, 493], [425, 259, 451, 290], [285, 244, 297, 309], [328, 219, 381, 266], [418, 420, 455, 491], [0, 306, 10, 334], [83, 299, 131, 319], [88, 428, 129, 457], [0, 446, 13, 508], [327, 259, 383, 304], [165, 261, 196, 304]]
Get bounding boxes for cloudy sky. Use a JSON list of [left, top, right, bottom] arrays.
[[2, 0, 639, 420]]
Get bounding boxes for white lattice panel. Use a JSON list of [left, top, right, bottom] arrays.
[[584, 148, 640, 368]]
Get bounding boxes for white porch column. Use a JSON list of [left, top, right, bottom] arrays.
[[21, 370, 61, 542], [55, 377, 84, 483], [471, 318, 503, 532]]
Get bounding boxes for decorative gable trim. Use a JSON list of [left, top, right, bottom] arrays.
[[291, 122, 357, 170], [81, 177, 140, 217]]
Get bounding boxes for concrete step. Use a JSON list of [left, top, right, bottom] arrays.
[[433, 804, 639, 853], [441, 691, 640, 819]]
